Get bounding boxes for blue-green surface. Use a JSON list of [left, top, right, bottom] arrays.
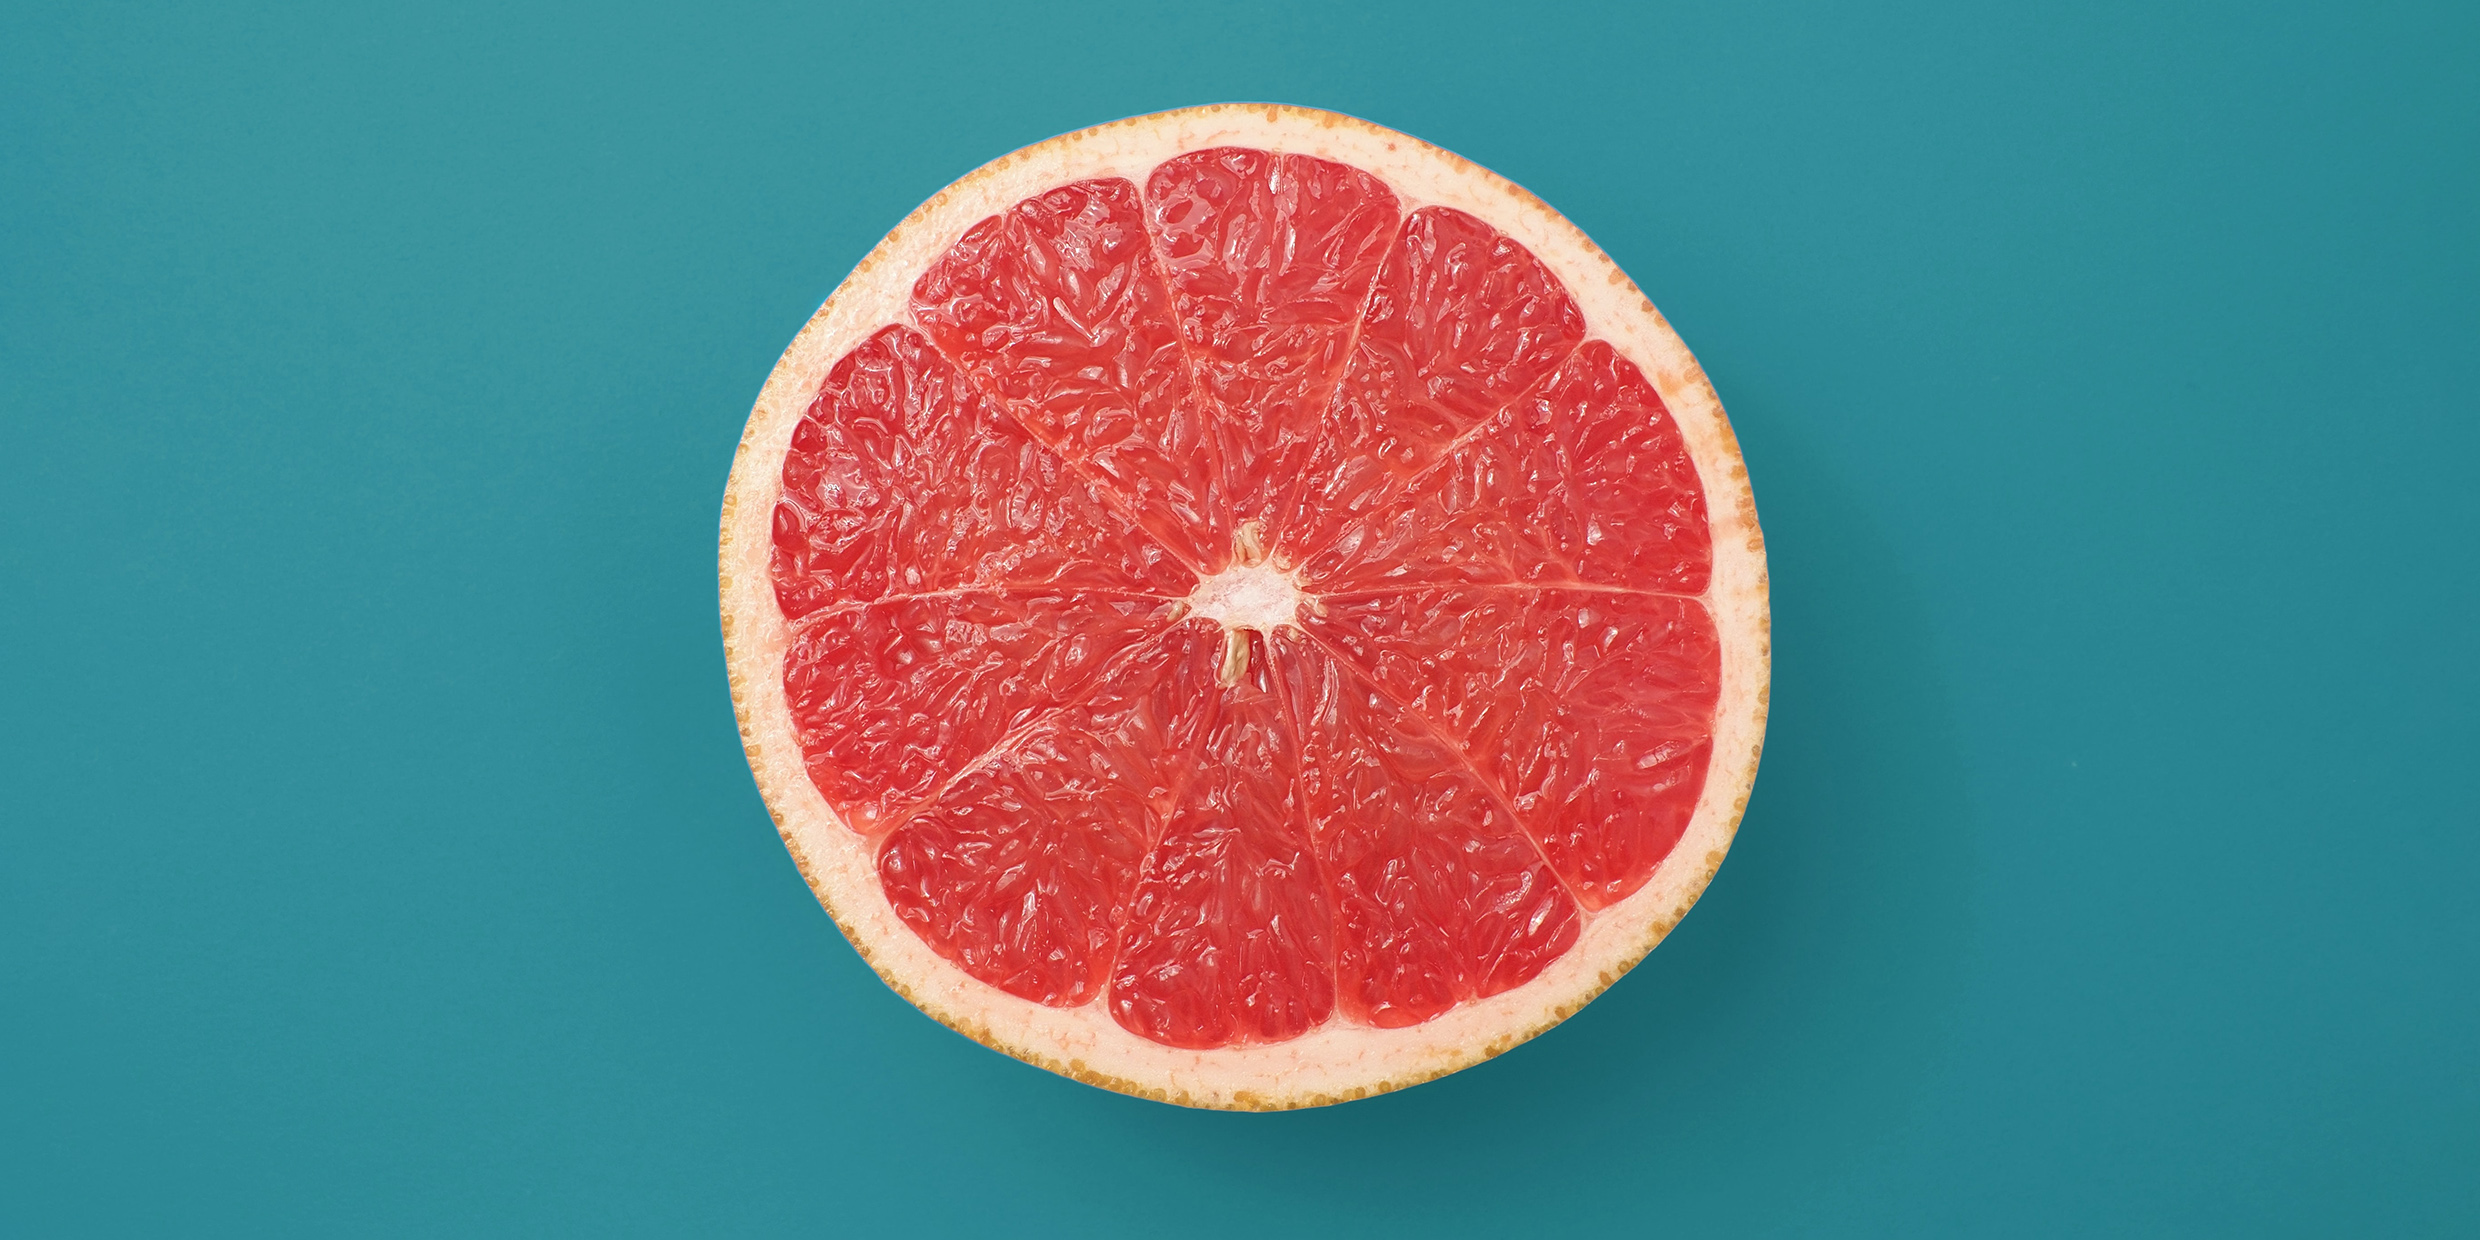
[[5, 1, 2475, 1234]]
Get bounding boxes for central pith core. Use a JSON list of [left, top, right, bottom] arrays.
[[1190, 559, 1303, 630], [1185, 521, 1312, 685]]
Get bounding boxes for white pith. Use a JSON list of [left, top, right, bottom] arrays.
[[719, 104, 1770, 1110], [1187, 560, 1305, 632]]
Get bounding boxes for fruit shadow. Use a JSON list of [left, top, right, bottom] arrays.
[[1043, 422, 1982, 1216]]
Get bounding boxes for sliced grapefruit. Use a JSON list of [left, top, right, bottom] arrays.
[[720, 105, 1768, 1109]]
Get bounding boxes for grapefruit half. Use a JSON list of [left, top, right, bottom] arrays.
[[719, 104, 1768, 1109]]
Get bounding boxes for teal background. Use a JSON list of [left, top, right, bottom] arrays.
[[5, 0, 2475, 1233]]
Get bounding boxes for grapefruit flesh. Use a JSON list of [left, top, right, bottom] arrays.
[[722, 106, 1767, 1107]]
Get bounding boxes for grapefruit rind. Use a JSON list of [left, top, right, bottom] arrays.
[[719, 104, 1769, 1110]]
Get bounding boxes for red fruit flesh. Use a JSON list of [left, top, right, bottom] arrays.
[[1145, 148, 1399, 529], [769, 147, 1720, 1049], [1109, 631, 1336, 1048], [1284, 630, 1581, 1027]]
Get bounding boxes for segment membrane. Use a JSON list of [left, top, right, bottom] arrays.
[[1108, 632, 1335, 1048], [911, 179, 1224, 569], [1302, 339, 1713, 595], [1277, 206, 1589, 567], [1284, 633, 1581, 1027], [876, 628, 1221, 1007], [780, 590, 1165, 832], [1146, 148, 1399, 530], [770, 324, 1189, 621], [1304, 589, 1720, 909]]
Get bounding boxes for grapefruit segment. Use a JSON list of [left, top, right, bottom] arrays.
[[1543, 340, 1715, 593], [1145, 148, 1400, 527], [1278, 205, 1589, 567], [1284, 632, 1581, 1028], [875, 627, 1218, 1007], [1301, 338, 1713, 594], [769, 324, 1189, 621], [1108, 631, 1336, 1049], [1302, 588, 1721, 909], [781, 590, 1167, 832], [910, 179, 1222, 570]]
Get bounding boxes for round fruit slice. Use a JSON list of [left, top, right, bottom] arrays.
[[720, 105, 1768, 1109]]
